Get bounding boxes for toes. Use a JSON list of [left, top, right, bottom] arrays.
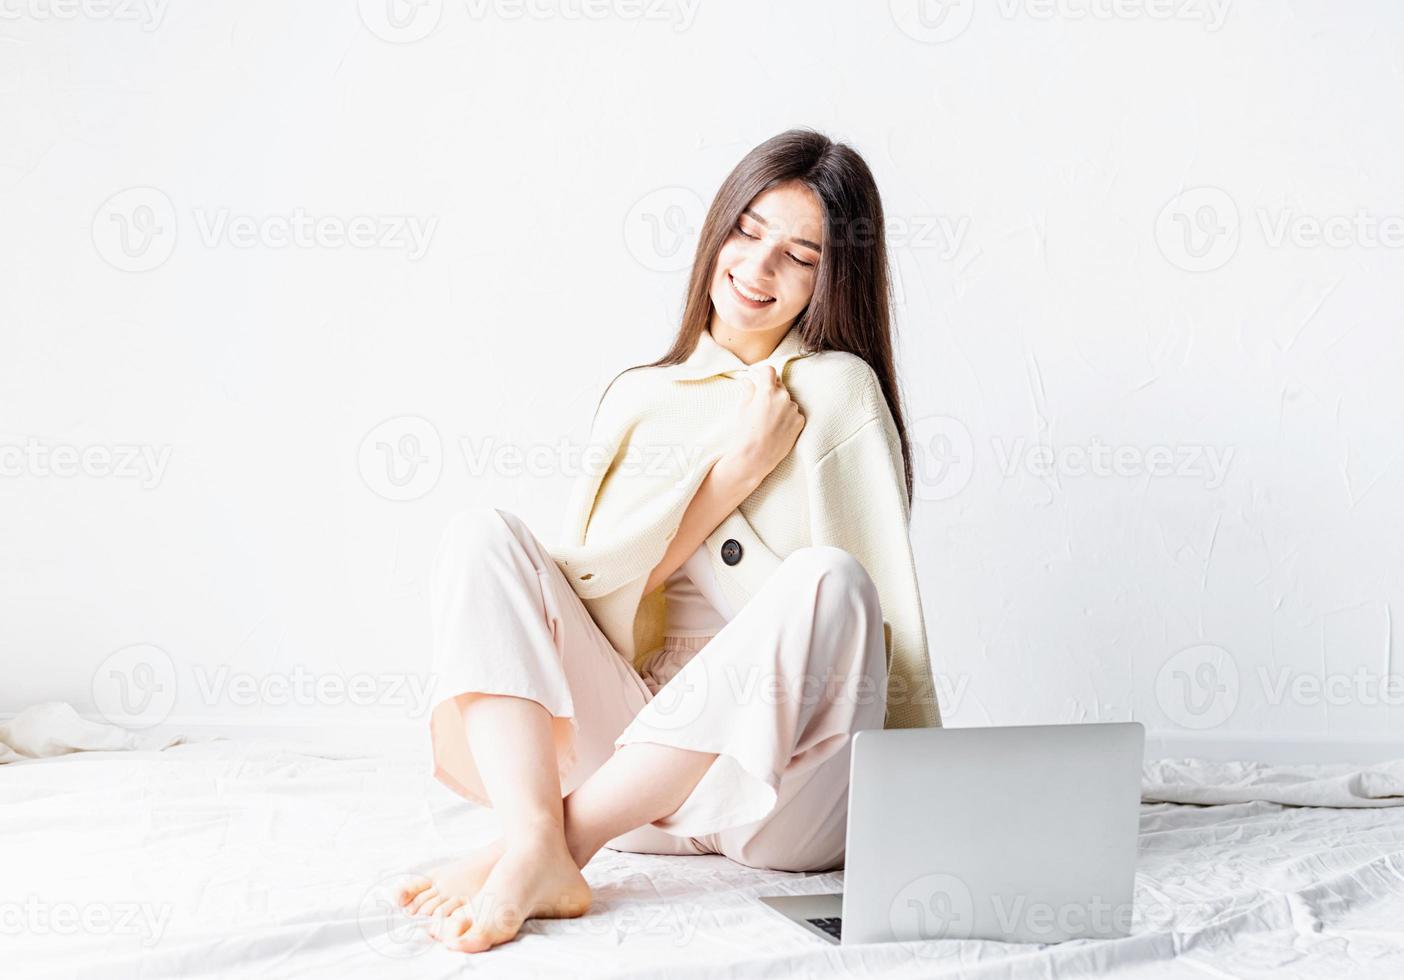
[[435, 898, 466, 919], [394, 875, 432, 908], [430, 906, 472, 944], [448, 898, 526, 953], [450, 923, 509, 954], [418, 896, 448, 918], [405, 886, 439, 915]]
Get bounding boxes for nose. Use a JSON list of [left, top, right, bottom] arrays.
[[737, 236, 781, 284]]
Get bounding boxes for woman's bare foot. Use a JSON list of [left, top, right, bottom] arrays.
[[395, 837, 507, 919], [427, 829, 591, 953]]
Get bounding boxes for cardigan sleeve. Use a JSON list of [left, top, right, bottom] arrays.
[[807, 408, 943, 729]]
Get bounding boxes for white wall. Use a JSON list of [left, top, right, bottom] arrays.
[[2, 1, 1401, 756]]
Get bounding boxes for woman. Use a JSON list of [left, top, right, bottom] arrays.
[[395, 128, 941, 953]]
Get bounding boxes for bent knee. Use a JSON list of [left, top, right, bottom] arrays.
[[441, 505, 519, 549], [434, 507, 533, 579], [781, 546, 879, 607]]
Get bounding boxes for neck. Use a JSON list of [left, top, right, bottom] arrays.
[[706, 314, 792, 366]]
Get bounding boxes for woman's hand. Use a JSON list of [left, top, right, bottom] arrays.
[[721, 364, 806, 485], [643, 364, 803, 595]]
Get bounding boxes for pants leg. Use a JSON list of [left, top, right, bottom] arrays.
[[610, 545, 889, 872], [425, 504, 706, 856]]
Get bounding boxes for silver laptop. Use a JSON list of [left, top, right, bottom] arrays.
[[758, 722, 1144, 945]]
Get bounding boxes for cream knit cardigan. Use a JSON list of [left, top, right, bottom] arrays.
[[548, 325, 942, 730]]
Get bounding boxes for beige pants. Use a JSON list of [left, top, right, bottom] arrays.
[[427, 506, 888, 873]]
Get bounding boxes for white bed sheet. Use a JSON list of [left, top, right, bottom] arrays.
[[3, 735, 1404, 979]]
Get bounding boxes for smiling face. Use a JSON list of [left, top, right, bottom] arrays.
[[707, 180, 824, 339]]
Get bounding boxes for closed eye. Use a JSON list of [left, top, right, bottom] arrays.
[[738, 221, 816, 268]]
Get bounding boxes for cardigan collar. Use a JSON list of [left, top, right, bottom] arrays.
[[668, 324, 814, 382]]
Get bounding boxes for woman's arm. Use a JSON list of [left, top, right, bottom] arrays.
[[641, 452, 762, 596], [643, 363, 804, 596]]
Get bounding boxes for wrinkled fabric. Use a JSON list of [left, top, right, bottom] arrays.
[[5, 735, 1404, 979], [1143, 757, 1404, 808], [0, 701, 193, 764]]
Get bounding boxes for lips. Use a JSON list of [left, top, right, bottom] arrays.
[[728, 271, 776, 306]]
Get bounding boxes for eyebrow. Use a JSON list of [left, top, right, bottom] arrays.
[[741, 207, 822, 253]]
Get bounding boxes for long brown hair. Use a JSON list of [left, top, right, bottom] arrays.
[[616, 127, 916, 504]]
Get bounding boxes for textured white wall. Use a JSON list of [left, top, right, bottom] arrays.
[[2, 1, 1401, 753]]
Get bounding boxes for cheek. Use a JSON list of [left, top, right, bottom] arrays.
[[782, 268, 817, 309], [708, 256, 732, 298], [713, 237, 745, 275]]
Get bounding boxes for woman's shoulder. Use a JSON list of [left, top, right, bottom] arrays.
[[590, 346, 887, 442], [589, 362, 666, 423], [781, 349, 895, 464], [790, 348, 887, 419]]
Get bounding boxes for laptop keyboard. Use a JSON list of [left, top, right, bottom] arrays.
[[806, 916, 843, 940]]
